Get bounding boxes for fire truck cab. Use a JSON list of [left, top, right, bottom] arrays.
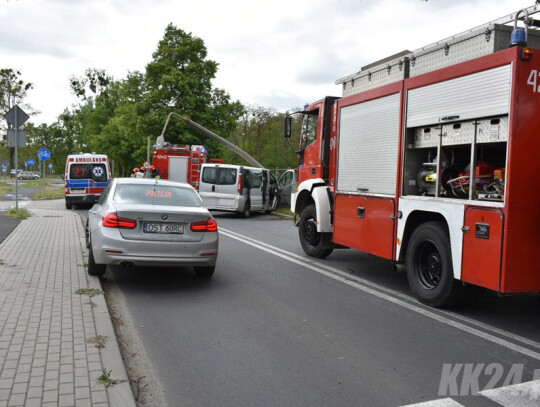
[[287, 6, 540, 307]]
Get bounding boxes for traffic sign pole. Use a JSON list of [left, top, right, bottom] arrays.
[[4, 106, 30, 211], [37, 148, 52, 197], [14, 107, 19, 210]]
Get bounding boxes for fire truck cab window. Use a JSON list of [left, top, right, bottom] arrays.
[[301, 110, 319, 149]]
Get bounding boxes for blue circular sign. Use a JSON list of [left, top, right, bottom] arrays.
[[27, 158, 35, 166], [48, 163, 53, 169], [37, 148, 51, 161]]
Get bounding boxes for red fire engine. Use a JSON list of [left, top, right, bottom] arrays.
[[285, 6, 540, 307], [152, 144, 208, 189]]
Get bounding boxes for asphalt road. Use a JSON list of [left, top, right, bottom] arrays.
[[83, 209, 540, 407]]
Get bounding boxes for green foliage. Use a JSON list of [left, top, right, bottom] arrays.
[[145, 24, 243, 156], [5, 208, 30, 220], [41, 24, 246, 176], [224, 105, 301, 170], [0, 68, 33, 120], [70, 68, 112, 101], [0, 68, 35, 169]]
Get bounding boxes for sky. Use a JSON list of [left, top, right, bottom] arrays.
[[0, 0, 536, 125]]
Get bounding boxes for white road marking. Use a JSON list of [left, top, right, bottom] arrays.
[[219, 227, 540, 361], [480, 378, 540, 406], [399, 398, 465, 407]]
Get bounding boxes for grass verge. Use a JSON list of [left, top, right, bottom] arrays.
[[0, 182, 14, 195], [33, 186, 64, 200], [273, 207, 294, 216], [5, 208, 31, 220]]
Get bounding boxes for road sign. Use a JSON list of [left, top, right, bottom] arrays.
[[143, 161, 150, 169], [48, 163, 53, 169], [3, 105, 29, 128], [1, 165, 6, 173], [27, 158, 35, 166], [7, 130, 27, 148], [37, 148, 51, 161]]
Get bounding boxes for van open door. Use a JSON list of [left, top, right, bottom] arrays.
[[278, 170, 297, 207]]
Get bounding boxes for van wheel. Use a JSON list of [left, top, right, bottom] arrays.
[[241, 201, 251, 218], [299, 204, 333, 258], [88, 245, 106, 276], [66, 201, 72, 210], [194, 266, 215, 279], [406, 222, 462, 308]]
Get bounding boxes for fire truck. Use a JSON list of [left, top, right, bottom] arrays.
[[152, 143, 209, 189], [285, 5, 540, 307]]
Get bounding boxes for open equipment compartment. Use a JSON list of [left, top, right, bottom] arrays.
[[402, 61, 511, 202], [403, 116, 508, 201]]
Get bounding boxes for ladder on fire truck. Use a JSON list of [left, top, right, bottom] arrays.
[[336, 4, 540, 94]]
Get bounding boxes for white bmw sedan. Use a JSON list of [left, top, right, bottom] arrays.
[[85, 178, 218, 278]]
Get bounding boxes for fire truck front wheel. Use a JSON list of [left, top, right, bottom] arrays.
[[406, 221, 463, 308], [299, 204, 333, 258]]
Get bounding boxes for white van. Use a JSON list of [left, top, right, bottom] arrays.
[[64, 153, 112, 209], [198, 163, 279, 217]]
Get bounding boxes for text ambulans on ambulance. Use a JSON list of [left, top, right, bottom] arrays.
[[64, 153, 112, 209]]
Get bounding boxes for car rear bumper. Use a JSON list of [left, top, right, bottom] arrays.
[[66, 194, 98, 204], [92, 228, 218, 267]]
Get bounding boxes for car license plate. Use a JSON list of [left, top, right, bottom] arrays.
[[143, 222, 184, 234], [70, 188, 85, 193]]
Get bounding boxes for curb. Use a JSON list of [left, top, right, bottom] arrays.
[[76, 211, 136, 406]]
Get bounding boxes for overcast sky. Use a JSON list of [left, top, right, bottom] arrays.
[[0, 0, 535, 125]]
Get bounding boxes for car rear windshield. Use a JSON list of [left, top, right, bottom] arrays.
[[69, 164, 107, 182], [113, 184, 201, 207]]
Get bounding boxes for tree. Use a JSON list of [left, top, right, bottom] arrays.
[[227, 105, 300, 171], [144, 24, 243, 155], [70, 68, 112, 102], [0, 68, 34, 169]]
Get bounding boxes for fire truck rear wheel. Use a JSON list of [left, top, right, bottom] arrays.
[[299, 204, 333, 258], [406, 221, 462, 308]]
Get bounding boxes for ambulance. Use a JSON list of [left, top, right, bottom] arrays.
[[64, 153, 112, 209]]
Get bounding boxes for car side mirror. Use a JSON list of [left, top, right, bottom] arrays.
[[284, 117, 292, 139]]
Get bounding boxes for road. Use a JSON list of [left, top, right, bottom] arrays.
[[77, 209, 540, 407]]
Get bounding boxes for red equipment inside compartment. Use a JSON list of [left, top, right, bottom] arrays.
[[449, 160, 495, 195]]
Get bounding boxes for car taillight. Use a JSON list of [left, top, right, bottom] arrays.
[[102, 213, 137, 229], [237, 174, 243, 194], [190, 218, 218, 232]]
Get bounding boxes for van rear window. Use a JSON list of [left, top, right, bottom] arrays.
[[219, 168, 237, 185], [69, 164, 107, 182], [202, 167, 237, 185], [201, 167, 217, 184]]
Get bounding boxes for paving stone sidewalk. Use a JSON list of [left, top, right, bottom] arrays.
[[0, 199, 135, 407]]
